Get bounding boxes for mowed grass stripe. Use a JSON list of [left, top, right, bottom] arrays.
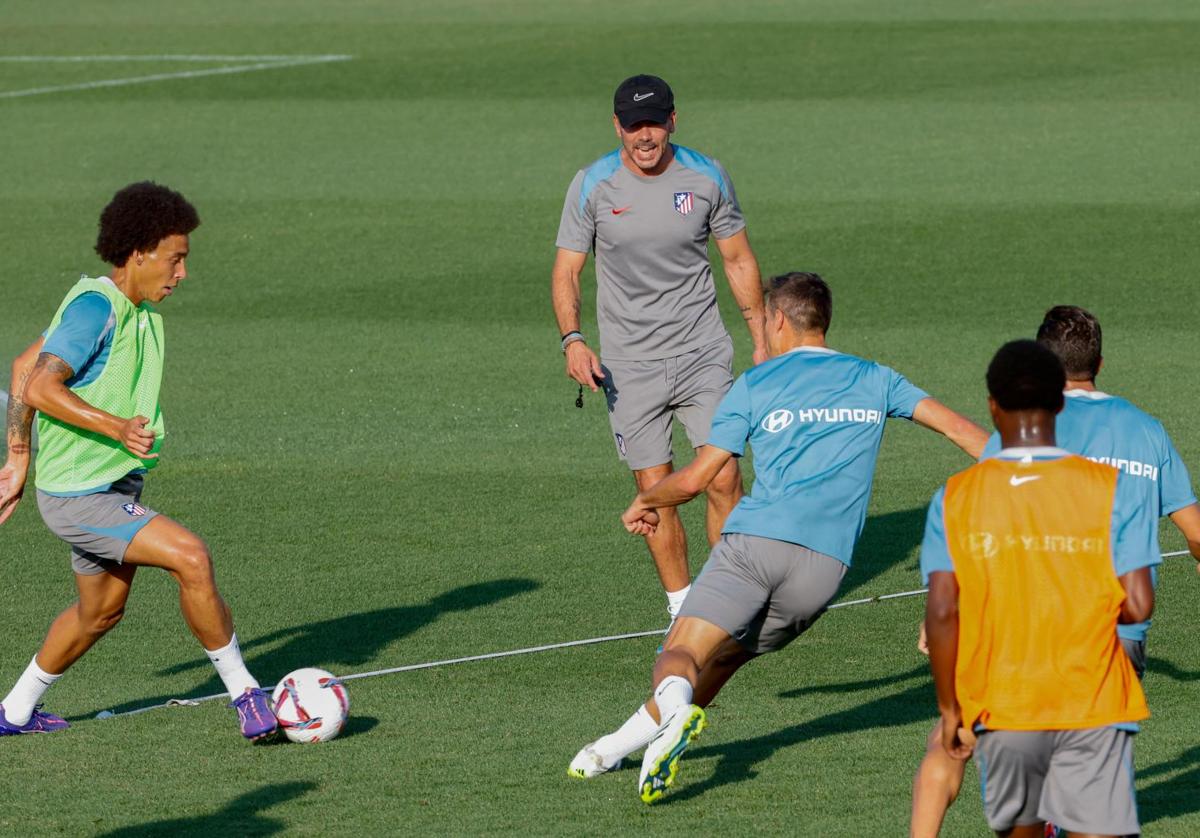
[[0, 0, 1198, 834]]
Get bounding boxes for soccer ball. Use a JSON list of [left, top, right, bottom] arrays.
[[271, 667, 350, 743]]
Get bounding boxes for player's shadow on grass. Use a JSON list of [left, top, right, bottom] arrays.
[[1146, 658, 1200, 682], [777, 664, 928, 699], [77, 578, 538, 719], [840, 507, 928, 602], [96, 780, 315, 837], [662, 666, 932, 804], [1138, 745, 1200, 825]]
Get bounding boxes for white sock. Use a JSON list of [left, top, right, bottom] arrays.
[[593, 705, 658, 763], [205, 634, 259, 698], [653, 675, 694, 716], [666, 585, 691, 618], [2, 656, 62, 726]]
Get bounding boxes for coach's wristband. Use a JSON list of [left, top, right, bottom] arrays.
[[561, 331, 585, 352]]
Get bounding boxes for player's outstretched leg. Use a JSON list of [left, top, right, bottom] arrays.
[[639, 678, 706, 804], [910, 720, 967, 837], [569, 705, 658, 779], [570, 636, 751, 780], [1, 564, 138, 735], [123, 515, 276, 740], [636, 617, 730, 803]]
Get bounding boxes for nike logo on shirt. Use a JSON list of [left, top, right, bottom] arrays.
[[1009, 475, 1041, 487], [611, 206, 632, 215]]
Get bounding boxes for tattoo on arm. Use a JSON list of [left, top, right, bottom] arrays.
[[7, 354, 73, 456], [6, 370, 33, 455], [34, 353, 74, 380]]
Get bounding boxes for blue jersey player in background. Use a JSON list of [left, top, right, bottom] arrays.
[[910, 305, 1200, 838], [567, 273, 988, 804]]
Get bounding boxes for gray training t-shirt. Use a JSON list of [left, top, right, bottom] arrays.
[[556, 144, 746, 361]]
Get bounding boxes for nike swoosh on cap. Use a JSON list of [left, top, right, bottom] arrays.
[[632, 92, 655, 102]]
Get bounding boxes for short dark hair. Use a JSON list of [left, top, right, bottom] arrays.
[[95, 181, 200, 267], [765, 272, 831, 333], [1036, 305, 1102, 380], [986, 340, 1065, 412]]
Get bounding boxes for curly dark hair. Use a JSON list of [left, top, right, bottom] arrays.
[[95, 181, 200, 266]]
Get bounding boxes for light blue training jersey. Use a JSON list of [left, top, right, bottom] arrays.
[[707, 346, 929, 566], [980, 390, 1197, 641], [920, 447, 1160, 584], [41, 290, 116, 388]]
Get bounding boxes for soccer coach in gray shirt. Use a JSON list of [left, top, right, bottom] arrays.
[[551, 74, 767, 625]]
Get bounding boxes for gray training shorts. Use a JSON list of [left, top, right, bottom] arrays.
[[679, 533, 847, 655], [975, 726, 1139, 836], [601, 336, 733, 471], [1120, 637, 1146, 680], [36, 474, 159, 576]]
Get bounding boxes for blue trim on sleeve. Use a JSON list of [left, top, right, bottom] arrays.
[[42, 292, 115, 387], [919, 487, 952, 584], [578, 150, 623, 215], [672, 144, 731, 200]]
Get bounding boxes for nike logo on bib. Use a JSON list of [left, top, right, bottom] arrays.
[[1009, 475, 1041, 487]]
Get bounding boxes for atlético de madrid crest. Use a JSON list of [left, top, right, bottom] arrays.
[[673, 191, 694, 216]]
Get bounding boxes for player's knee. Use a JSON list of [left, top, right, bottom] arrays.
[[654, 646, 701, 680], [919, 748, 965, 799], [172, 538, 215, 587]]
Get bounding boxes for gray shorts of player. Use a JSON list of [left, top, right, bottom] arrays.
[[974, 726, 1138, 835], [1120, 636, 1146, 680], [600, 336, 733, 471], [36, 474, 159, 576], [678, 533, 847, 655]]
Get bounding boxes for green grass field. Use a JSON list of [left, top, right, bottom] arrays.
[[2, 1, 1199, 834]]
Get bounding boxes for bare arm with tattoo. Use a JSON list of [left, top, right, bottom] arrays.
[[23, 351, 158, 460], [714, 230, 768, 365], [0, 337, 44, 524]]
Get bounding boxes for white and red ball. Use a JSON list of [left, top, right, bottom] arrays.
[[271, 667, 350, 743]]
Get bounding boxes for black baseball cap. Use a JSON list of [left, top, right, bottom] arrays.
[[613, 75, 674, 128]]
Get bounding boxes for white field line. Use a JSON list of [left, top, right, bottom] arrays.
[[0, 54, 349, 62], [101, 549, 1193, 720], [0, 54, 352, 100]]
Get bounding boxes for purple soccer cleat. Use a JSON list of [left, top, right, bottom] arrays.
[[0, 704, 69, 735], [230, 687, 278, 741]]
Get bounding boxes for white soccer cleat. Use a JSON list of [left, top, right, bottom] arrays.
[[638, 704, 707, 803], [568, 741, 622, 779]]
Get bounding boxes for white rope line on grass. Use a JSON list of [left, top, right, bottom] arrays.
[[98, 548, 1195, 720], [0, 55, 350, 62], [0, 54, 352, 100]]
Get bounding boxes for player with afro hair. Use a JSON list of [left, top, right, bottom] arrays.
[[0, 182, 278, 742], [95, 181, 200, 267]]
